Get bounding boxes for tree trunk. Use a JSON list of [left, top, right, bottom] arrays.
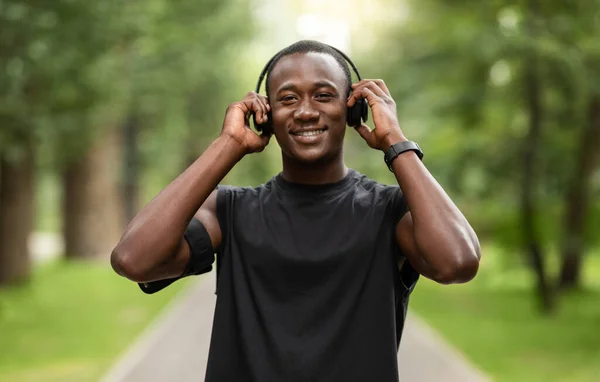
[[122, 111, 140, 224], [558, 95, 600, 290], [521, 0, 554, 313], [63, 128, 124, 260], [0, 144, 35, 285]]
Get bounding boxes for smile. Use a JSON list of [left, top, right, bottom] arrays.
[[291, 129, 327, 137]]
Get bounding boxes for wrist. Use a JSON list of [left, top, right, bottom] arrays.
[[380, 130, 408, 151], [216, 133, 247, 159], [383, 140, 424, 172]]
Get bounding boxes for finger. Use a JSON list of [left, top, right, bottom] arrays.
[[357, 81, 388, 98], [354, 123, 376, 147], [348, 86, 380, 108], [238, 99, 253, 114], [241, 94, 265, 122], [258, 95, 271, 111], [239, 97, 261, 119], [252, 99, 267, 124], [347, 85, 370, 107], [352, 79, 390, 97], [354, 123, 372, 138], [351, 79, 369, 88], [351, 79, 380, 90], [261, 132, 271, 146], [255, 133, 271, 152], [259, 97, 271, 123], [371, 79, 390, 96]]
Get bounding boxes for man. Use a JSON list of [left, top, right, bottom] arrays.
[[111, 40, 481, 381]]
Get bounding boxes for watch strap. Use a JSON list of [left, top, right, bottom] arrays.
[[384, 141, 423, 171]]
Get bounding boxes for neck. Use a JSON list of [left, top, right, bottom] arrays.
[[280, 151, 348, 185]]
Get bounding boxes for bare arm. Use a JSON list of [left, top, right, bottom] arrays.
[[393, 158, 481, 284], [348, 79, 481, 285], [111, 92, 272, 283]]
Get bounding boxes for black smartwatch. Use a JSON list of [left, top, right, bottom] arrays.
[[383, 140, 423, 172]]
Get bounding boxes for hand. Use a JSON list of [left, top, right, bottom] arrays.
[[347, 79, 407, 151], [221, 91, 272, 154]]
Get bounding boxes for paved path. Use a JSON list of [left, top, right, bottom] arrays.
[[101, 273, 490, 382]]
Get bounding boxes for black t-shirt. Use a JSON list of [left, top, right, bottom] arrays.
[[205, 169, 419, 382]]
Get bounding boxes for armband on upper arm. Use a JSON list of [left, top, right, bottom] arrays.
[[181, 217, 215, 276], [138, 218, 215, 294]]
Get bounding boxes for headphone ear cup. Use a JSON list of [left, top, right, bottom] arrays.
[[360, 98, 368, 123], [253, 111, 273, 135], [347, 99, 367, 127], [346, 105, 359, 127]]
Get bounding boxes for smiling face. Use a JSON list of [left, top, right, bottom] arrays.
[[267, 52, 349, 164]]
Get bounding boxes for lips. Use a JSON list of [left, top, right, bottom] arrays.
[[290, 126, 328, 136]]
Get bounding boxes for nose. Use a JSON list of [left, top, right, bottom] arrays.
[[293, 100, 319, 122]]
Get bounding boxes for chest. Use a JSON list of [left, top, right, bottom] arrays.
[[228, 192, 394, 287]]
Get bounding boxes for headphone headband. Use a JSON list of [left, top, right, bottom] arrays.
[[255, 44, 362, 94]]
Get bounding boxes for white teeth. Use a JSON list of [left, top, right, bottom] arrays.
[[295, 129, 325, 137]]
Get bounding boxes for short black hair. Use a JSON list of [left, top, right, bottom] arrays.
[[264, 40, 352, 98]]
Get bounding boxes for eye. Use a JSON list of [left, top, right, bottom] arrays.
[[280, 95, 297, 103], [315, 93, 334, 101]]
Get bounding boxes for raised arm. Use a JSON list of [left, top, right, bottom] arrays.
[[111, 92, 272, 283], [348, 79, 481, 285]]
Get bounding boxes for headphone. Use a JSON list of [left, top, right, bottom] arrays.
[[253, 44, 368, 135]]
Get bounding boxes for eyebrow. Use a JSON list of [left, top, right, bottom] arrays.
[[276, 80, 338, 94]]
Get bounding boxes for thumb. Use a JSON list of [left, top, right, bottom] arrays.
[[354, 123, 374, 142], [258, 133, 271, 150]]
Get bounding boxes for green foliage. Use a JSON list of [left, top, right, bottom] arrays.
[[129, 0, 258, 188], [364, 0, 600, 249], [0, 0, 129, 162], [0, 0, 256, 170]]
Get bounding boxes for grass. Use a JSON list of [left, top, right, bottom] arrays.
[[410, 245, 600, 382], [0, 259, 189, 382]]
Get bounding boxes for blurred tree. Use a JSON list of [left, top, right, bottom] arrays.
[[0, 0, 42, 283], [0, 0, 255, 279], [0, 0, 122, 280], [122, 109, 140, 223], [53, 2, 130, 260], [556, 1, 600, 290], [59, 0, 256, 258], [367, 0, 600, 310], [521, 0, 553, 311], [0, 136, 34, 284], [122, 0, 256, 204], [559, 95, 600, 290]]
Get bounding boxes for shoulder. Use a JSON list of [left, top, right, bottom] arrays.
[[217, 178, 276, 202], [349, 170, 407, 223], [215, 179, 276, 239], [352, 170, 403, 204]]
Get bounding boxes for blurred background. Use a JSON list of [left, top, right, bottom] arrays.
[[1, 0, 599, 381]]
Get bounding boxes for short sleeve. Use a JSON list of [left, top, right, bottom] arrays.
[[214, 185, 234, 294], [389, 186, 409, 224], [387, 185, 418, 295], [215, 185, 233, 251]]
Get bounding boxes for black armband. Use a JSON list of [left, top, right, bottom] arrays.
[[399, 260, 419, 296], [181, 217, 215, 276], [138, 218, 215, 294]]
